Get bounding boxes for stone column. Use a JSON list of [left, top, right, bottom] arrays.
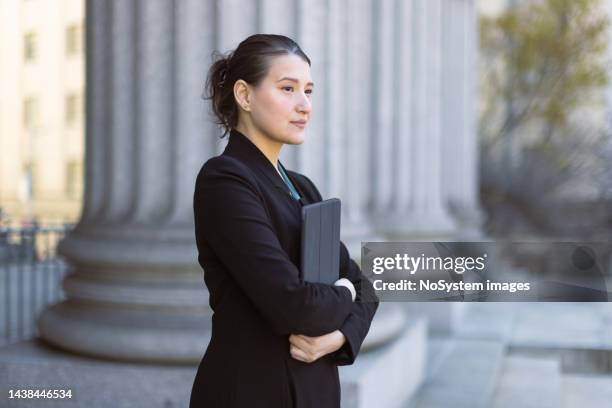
[[340, 0, 378, 248], [37, 0, 216, 363], [375, 0, 456, 238], [441, 0, 483, 239], [371, 0, 396, 218]]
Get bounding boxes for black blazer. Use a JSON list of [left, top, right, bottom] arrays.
[[190, 128, 379, 408]]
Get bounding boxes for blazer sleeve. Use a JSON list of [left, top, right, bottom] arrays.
[[194, 157, 353, 337], [299, 174, 380, 366], [331, 242, 379, 365]]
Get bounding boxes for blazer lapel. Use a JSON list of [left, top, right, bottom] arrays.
[[223, 129, 310, 207], [223, 129, 295, 198]]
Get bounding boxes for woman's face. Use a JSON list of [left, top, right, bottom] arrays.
[[246, 54, 313, 145]]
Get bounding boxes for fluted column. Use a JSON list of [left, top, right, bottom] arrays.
[[37, 0, 216, 363], [375, 0, 456, 238], [411, 0, 456, 235], [441, 0, 483, 238], [393, 0, 414, 220], [293, 0, 327, 182], [371, 0, 396, 216], [342, 0, 376, 245]]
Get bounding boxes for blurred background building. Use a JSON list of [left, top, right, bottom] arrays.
[[0, 0, 84, 226]]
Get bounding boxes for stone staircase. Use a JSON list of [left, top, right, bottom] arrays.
[[408, 338, 506, 408], [340, 317, 427, 408], [404, 303, 612, 408], [562, 373, 612, 407], [492, 356, 561, 408], [492, 355, 612, 408]]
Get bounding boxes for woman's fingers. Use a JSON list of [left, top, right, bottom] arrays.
[[290, 344, 317, 363], [288, 332, 342, 362], [289, 330, 345, 363], [289, 334, 314, 351], [297, 334, 315, 345]]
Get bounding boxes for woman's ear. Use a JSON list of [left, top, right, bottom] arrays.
[[234, 80, 251, 112]]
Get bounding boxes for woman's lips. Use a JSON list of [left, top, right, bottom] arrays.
[[291, 121, 307, 128]]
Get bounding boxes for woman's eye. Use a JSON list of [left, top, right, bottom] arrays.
[[282, 86, 312, 96]]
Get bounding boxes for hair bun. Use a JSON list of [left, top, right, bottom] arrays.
[[218, 58, 230, 88]]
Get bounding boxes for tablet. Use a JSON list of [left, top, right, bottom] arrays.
[[300, 198, 341, 284]]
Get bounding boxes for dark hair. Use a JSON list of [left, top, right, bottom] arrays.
[[204, 34, 311, 138]]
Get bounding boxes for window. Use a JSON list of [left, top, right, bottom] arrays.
[[65, 93, 82, 124], [65, 160, 83, 199], [65, 24, 83, 56], [24, 32, 37, 61], [23, 97, 38, 128]]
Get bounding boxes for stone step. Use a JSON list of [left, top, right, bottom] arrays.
[[423, 338, 454, 379], [561, 374, 612, 408], [394, 337, 453, 408], [340, 317, 428, 408], [508, 346, 612, 375], [492, 356, 561, 408], [510, 303, 612, 351], [406, 339, 506, 408], [507, 303, 612, 374]]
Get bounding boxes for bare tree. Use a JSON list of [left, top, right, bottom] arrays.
[[479, 0, 611, 238]]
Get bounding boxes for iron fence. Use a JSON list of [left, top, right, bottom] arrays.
[[0, 224, 73, 346]]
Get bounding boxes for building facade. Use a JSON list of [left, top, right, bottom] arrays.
[[0, 0, 85, 225]]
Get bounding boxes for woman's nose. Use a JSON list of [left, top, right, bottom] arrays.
[[297, 95, 312, 114]]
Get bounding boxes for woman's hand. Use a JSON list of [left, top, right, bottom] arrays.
[[289, 330, 346, 363]]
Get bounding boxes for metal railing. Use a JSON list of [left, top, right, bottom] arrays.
[[0, 224, 73, 346]]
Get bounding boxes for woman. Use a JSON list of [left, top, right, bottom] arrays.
[[190, 34, 379, 408]]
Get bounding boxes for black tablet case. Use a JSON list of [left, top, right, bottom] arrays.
[[300, 198, 341, 284]]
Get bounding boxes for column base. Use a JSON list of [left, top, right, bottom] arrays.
[[37, 300, 211, 364], [340, 317, 428, 408], [448, 203, 486, 241], [361, 303, 408, 350], [38, 301, 406, 364]]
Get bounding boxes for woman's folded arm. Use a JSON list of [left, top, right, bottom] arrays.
[[331, 241, 379, 365]]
